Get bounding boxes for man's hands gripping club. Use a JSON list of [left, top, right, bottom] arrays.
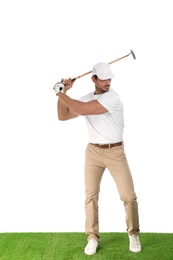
[[53, 78, 74, 95]]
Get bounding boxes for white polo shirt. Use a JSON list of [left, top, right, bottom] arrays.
[[80, 88, 124, 144]]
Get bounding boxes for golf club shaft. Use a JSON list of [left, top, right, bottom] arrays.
[[72, 50, 135, 82]]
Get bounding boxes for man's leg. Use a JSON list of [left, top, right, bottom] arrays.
[[104, 144, 141, 252], [84, 144, 105, 241], [104, 145, 140, 235]]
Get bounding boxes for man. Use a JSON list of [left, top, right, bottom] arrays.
[[54, 62, 141, 255]]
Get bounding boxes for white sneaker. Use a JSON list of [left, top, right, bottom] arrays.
[[129, 235, 141, 252], [84, 239, 98, 255]]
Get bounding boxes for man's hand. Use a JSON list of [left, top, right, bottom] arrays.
[[53, 78, 75, 95], [61, 78, 75, 93], [53, 82, 64, 95]]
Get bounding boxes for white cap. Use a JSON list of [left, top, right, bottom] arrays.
[[92, 62, 115, 80]]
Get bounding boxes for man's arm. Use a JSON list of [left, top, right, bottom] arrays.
[[57, 97, 79, 120], [56, 78, 79, 121], [55, 78, 108, 120], [58, 92, 108, 117]]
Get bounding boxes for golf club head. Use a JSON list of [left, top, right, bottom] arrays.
[[130, 49, 136, 60]]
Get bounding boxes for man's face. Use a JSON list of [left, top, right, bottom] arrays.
[[92, 76, 112, 94]]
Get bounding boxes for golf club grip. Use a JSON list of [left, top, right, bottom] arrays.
[[72, 70, 92, 81]]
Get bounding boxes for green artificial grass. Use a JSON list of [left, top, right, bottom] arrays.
[[0, 232, 173, 260]]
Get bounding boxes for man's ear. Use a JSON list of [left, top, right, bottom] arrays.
[[91, 76, 97, 83]]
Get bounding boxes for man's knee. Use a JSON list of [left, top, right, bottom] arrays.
[[85, 189, 99, 202], [120, 191, 137, 204]]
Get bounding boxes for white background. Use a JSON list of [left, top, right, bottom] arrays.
[[0, 0, 173, 233]]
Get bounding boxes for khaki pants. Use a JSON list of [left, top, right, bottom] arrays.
[[85, 143, 140, 241]]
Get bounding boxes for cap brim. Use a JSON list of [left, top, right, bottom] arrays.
[[97, 72, 115, 80]]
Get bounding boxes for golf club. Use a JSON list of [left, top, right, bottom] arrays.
[[71, 49, 136, 82], [53, 49, 136, 90]]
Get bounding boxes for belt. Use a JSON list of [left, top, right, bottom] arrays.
[[90, 142, 122, 149]]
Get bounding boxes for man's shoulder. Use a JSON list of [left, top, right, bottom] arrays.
[[109, 88, 118, 95], [103, 88, 119, 98]]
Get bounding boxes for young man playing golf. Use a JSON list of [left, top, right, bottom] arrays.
[[54, 62, 141, 255]]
